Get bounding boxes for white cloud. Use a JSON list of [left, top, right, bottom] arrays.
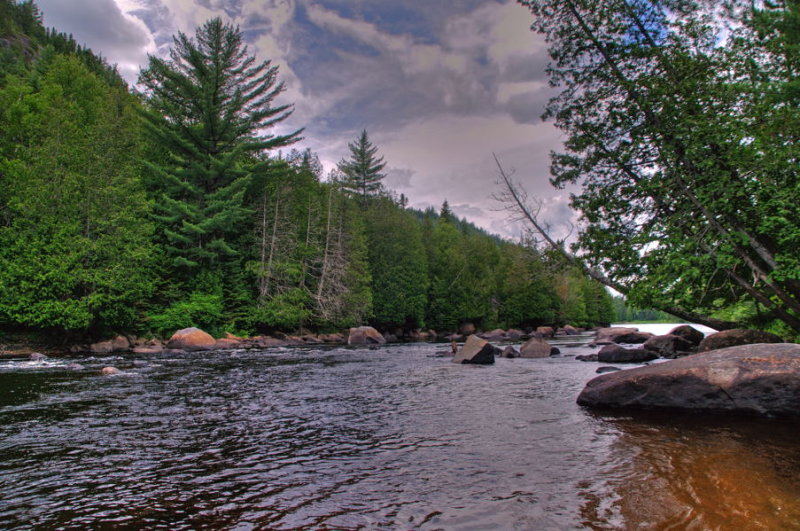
[[37, 0, 157, 83]]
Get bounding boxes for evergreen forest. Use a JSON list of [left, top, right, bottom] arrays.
[[0, 1, 616, 342]]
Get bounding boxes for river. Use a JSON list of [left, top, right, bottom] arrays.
[[1, 326, 799, 529]]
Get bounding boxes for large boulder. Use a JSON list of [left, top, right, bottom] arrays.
[[166, 327, 216, 351], [577, 343, 800, 418], [535, 326, 555, 338], [643, 334, 696, 358], [698, 329, 783, 352], [519, 337, 552, 358], [452, 335, 497, 364], [669, 325, 705, 346], [597, 344, 658, 363], [90, 335, 130, 354], [348, 326, 386, 345]]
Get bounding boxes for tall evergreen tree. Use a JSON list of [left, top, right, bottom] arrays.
[[337, 129, 387, 205], [139, 17, 301, 274]]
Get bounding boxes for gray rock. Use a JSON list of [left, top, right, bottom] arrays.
[[596, 366, 621, 374], [576, 354, 599, 362], [578, 343, 800, 418], [29, 352, 47, 361]]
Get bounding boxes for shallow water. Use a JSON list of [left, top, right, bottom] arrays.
[[1, 335, 799, 530]]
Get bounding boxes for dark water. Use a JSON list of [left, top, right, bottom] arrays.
[[2, 337, 800, 530]]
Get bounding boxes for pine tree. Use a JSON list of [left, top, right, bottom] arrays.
[[139, 17, 301, 274], [337, 129, 387, 206]]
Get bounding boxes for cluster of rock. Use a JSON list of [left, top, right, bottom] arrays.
[[71, 327, 373, 355], [451, 334, 562, 364], [576, 325, 800, 418], [445, 324, 586, 343], [576, 325, 784, 364]]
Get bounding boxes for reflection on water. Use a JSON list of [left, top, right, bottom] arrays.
[[1, 337, 799, 529], [580, 413, 800, 530]]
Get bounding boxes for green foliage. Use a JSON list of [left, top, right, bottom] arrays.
[[147, 292, 223, 337], [0, 55, 154, 335], [139, 17, 301, 274], [519, 0, 800, 333], [337, 129, 387, 205], [365, 198, 428, 329]]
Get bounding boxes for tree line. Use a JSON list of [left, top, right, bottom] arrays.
[[0, 1, 615, 341]]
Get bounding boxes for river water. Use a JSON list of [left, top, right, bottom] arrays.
[[1, 328, 799, 530]]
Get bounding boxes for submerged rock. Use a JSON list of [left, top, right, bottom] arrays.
[[576, 354, 599, 362], [577, 343, 800, 418], [698, 329, 783, 352], [596, 366, 621, 374], [100, 366, 120, 375], [452, 335, 497, 365], [29, 352, 47, 361]]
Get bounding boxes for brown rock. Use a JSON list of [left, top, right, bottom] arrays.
[[213, 338, 241, 350], [348, 326, 386, 345], [453, 335, 497, 364], [594, 327, 639, 343], [597, 344, 658, 363], [535, 326, 555, 338], [132, 346, 163, 355], [318, 333, 345, 343], [578, 343, 800, 418], [249, 336, 289, 348], [506, 329, 524, 340], [480, 329, 507, 341], [669, 325, 705, 346], [643, 334, 696, 357], [562, 325, 581, 335], [90, 335, 130, 354], [166, 327, 216, 351], [698, 329, 784, 352], [501, 346, 519, 358], [100, 366, 120, 375], [519, 337, 552, 358]]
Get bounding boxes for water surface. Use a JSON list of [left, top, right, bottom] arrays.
[[1, 335, 799, 529]]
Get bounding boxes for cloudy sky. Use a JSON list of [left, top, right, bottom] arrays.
[[36, 0, 575, 240]]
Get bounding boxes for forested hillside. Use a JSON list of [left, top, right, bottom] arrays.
[[0, 1, 614, 341]]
